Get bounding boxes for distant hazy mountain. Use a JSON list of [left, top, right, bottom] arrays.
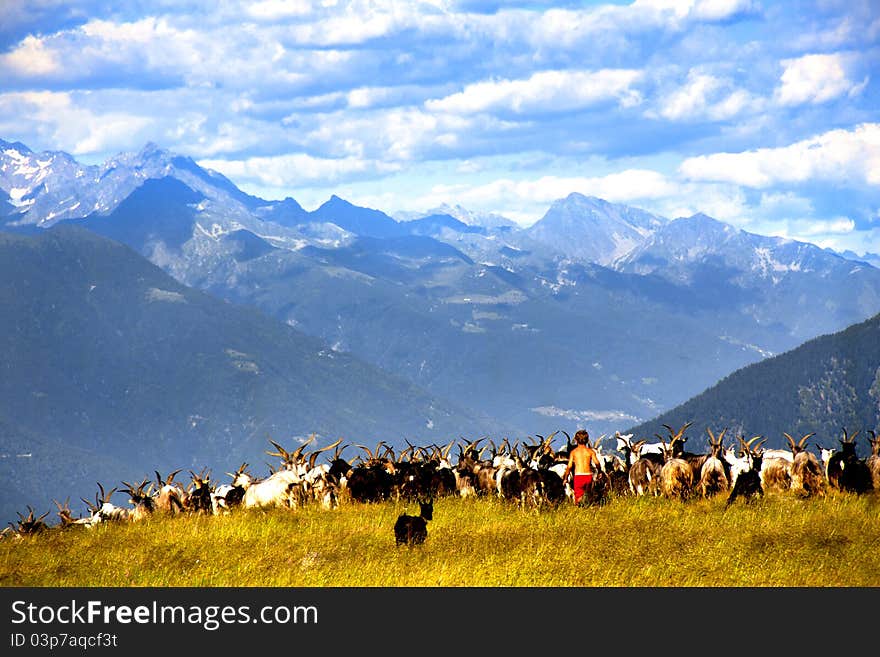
[[396, 203, 518, 230], [525, 193, 666, 266], [615, 213, 880, 342], [838, 248, 880, 270], [402, 213, 487, 238], [0, 226, 496, 526], [0, 139, 260, 228], [308, 195, 407, 239], [625, 312, 880, 455]]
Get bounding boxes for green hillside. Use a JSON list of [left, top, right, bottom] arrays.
[[626, 312, 880, 453], [0, 226, 498, 525]]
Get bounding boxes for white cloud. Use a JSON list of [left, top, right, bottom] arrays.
[[653, 70, 757, 121], [774, 52, 867, 106], [755, 216, 857, 251], [0, 35, 59, 75], [678, 123, 880, 188], [790, 216, 855, 237], [198, 153, 402, 188], [0, 90, 153, 156], [300, 106, 492, 162], [757, 191, 814, 217], [629, 0, 756, 26], [405, 168, 679, 225], [425, 69, 643, 115], [245, 0, 314, 20]]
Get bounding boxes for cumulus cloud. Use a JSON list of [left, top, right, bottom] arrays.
[[678, 123, 880, 188], [198, 152, 402, 189], [403, 168, 680, 224], [0, 35, 60, 76], [0, 90, 153, 156], [651, 69, 758, 121], [425, 69, 643, 115], [245, 0, 314, 20], [774, 52, 868, 106]]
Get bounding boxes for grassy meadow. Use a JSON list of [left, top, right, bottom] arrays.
[[3, 489, 880, 587]]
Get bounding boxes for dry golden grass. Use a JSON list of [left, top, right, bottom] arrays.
[[2, 490, 879, 587]]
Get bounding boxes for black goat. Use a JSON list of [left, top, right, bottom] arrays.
[[725, 437, 765, 508], [394, 499, 433, 547], [830, 428, 873, 494]]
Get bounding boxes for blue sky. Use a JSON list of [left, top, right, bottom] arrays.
[[1, 0, 878, 253]]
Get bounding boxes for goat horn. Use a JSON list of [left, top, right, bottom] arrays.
[[291, 434, 316, 462], [266, 440, 290, 460], [312, 437, 344, 458], [798, 433, 815, 448]]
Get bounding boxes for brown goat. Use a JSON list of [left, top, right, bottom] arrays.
[[697, 428, 730, 498], [785, 432, 825, 498], [867, 430, 880, 491], [658, 424, 695, 501]]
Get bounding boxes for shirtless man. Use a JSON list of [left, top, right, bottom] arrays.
[[561, 429, 602, 505]]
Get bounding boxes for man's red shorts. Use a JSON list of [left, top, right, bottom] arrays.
[[573, 474, 593, 503]]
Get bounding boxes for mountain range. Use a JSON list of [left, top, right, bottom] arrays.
[[3, 137, 880, 463]]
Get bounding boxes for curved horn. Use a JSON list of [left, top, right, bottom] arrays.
[[266, 440, 290, 461], [798, 432, 815, 449], [674, 422, 693, 440], [291, 434, 317, 463], [308, 437, 343, 467]]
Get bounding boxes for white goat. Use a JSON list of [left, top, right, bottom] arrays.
[[211, 463, 253, 515], [82, 483, 130, 524]]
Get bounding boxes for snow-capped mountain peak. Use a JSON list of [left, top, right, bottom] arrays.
[[524, 192, 667, 266]]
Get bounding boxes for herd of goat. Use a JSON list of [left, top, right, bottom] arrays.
[[5, 424, 880, 541]]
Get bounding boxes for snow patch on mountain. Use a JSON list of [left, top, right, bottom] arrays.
[[531, 405, 641, 424], [146, 287, 187, 303]]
